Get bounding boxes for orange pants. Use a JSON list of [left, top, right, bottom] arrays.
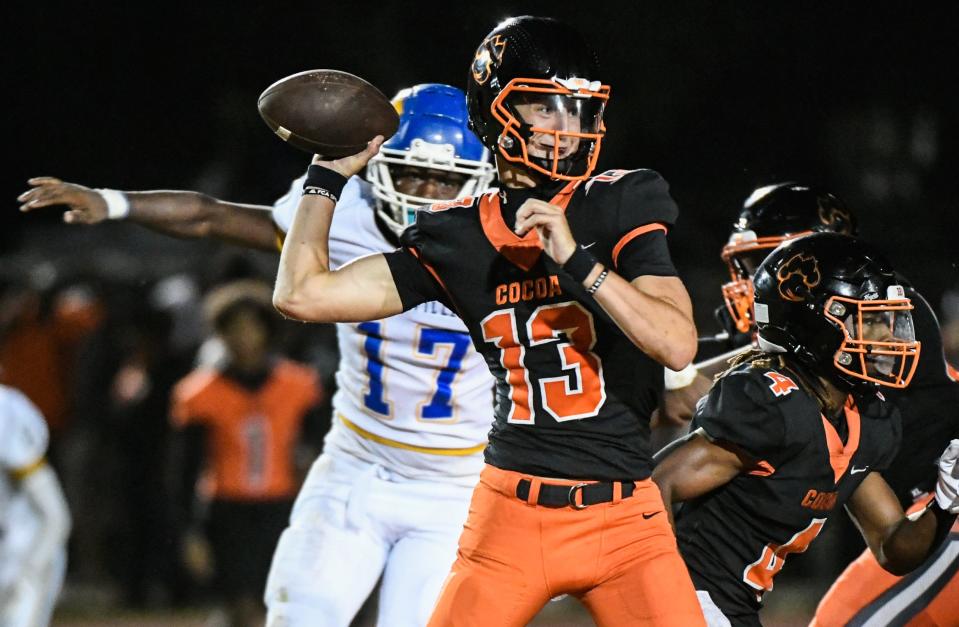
[[812, 518, 959, 627], [427, 465, 705, 626]]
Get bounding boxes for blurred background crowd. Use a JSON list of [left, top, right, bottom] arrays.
[[5, 2, 958, 625]]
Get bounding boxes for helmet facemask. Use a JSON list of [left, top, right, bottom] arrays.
[[720, 230, 813, 334], [366, 83, 495, 237], [490, 77, 609, 182], [824, 288, 921, 388], [367, 139, 494, 235]]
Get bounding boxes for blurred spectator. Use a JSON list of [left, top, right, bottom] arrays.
[[0, 267, 104, 444], [169, 280, 324, 627], [0, 383, 71, 627]]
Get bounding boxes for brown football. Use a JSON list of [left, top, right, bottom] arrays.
[[257, 69, 399, 158]]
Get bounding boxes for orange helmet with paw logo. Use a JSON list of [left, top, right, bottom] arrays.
[[467, 16, 609, 182]]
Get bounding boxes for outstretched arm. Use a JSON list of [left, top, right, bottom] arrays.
[[272, 137, 406, 323], [19, 177, 279, 252]]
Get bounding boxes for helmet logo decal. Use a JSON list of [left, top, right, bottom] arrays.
[[776, 253, 821, 302], [472, 35, 507, 85], [818, 202, 853, 233]]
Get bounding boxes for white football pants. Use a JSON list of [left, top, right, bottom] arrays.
[[0, 547, 66, 627], [264, 447, 475, 627]]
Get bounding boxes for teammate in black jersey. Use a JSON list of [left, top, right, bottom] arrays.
[[273, 15, 705, 627], [659, 183, 857, 424], [653, 232, 959, 626], [671, 181, 959, 624]]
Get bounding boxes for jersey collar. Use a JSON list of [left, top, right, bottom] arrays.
[[478, 181, 580, 271], [820, 396, 862, 483]]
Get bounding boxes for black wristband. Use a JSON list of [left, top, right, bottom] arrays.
[[302, 165, 349, 203], [562, 245, 600, 284]]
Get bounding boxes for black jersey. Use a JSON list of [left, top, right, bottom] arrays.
[[385, 169, 680, 481], [677, 360, 901, 619], [881, 288, 959, 505]]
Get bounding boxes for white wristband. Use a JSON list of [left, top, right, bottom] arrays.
[[664, 363, 699, 391], [96, 188, 131, 220]]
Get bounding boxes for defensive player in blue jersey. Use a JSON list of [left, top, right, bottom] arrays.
[[20, 84, 498, 627]]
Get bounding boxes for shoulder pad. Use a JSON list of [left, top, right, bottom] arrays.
[[583, 169, 679, 229], [695, 365, 791, 460], [403, 193, 480, 248], [726, 362, 807, 404]]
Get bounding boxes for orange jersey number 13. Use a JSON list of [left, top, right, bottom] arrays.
[[480, 301, 605, 424]]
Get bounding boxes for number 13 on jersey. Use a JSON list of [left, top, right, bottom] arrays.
[[481, 301, 606, 424]]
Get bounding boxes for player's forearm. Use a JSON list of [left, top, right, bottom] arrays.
[[875, 511, 937, 575], [274, 194, 337, 320], [125, 192, 278, 251], [878, 506, 956, 575], [591, 271, 697, 370]]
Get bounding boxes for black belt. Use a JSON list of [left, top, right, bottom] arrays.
[[515, 478, 635, 510]]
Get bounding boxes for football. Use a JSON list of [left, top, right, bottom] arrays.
[[257, 69, 399, 158]]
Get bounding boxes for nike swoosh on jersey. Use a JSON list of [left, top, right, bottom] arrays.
[[642, 511, 662, 519], [850, 466, 869, 474]]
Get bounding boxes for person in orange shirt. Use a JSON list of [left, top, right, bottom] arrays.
[[170, 280, 322, 627], [0, 277, 103, 439]]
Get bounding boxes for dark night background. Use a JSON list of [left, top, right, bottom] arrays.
[[4, 2, 959, 625], [7, 2, 959, 326]]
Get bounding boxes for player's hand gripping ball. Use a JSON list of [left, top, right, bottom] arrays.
[[258, 69, 399, 158]]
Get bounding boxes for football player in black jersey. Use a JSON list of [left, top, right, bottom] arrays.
[[273, 15, 706, 627], [669, 181, 959, 624], [652, 232, 959, 626], [658, 183, 856, 425]]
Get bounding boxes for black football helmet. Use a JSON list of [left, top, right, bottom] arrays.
[[753, 233, 920, 389], [467, 16, 609, 182], [721, 182, 857, 334]]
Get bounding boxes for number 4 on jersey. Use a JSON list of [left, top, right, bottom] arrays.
[[765, 371, 799, 397]]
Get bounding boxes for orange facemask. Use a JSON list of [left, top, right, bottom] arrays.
[[490, 77, 609, 182], [823, 293, 921, 388], [721, 230, 814, 334]]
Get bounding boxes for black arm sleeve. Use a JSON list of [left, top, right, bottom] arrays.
[[383, 248, 449, 311], [615, 230, 678, 281]]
